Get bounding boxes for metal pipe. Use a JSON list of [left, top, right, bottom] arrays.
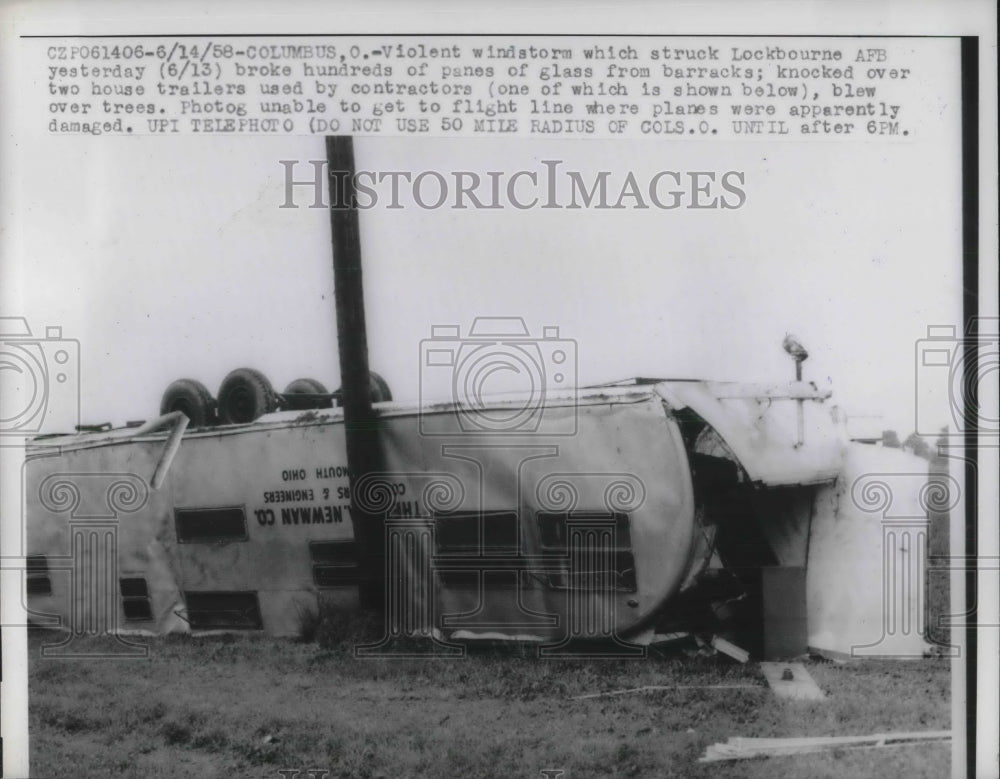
[[149, 413, 189, 489], [795, 362, 804, 446], [326, 135, 386, 611]]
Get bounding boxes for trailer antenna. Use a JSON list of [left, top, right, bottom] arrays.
[[782, 333, 809, 446]]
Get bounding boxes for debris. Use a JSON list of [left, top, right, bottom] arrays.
[[699, 730, 951, 762], [808, 647, 850, 664], [710, 636, 750, 663], [684, 636, 718, 659], [649, 631, 691, 645], [570, 684, 762, 701], [759, 662, 825, 701]]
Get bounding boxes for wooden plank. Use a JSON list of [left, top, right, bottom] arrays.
[[759, 662, 825, 701], [699, 730, 951, 761], [570, 684, 763, 701], [711, 635, 750, 663]]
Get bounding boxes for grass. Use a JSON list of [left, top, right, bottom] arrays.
[[28, 621, 950, 779]]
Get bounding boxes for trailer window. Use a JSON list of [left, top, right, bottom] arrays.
[[310, 540, 360, 587], [175, 507, 248, 543], [432, 511, 521, 589], [434, 569, 524, 590], [26, 554, 51, 596], [535, 511, 637, 593], [434, 511, 520, 555], [119, 577, 153, 621], [184, 591, 262, 629]]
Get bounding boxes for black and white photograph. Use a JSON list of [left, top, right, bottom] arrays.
[[1, 3, 996, 778]]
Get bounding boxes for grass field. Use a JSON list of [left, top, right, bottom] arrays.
[[28, 615, 951, 779]]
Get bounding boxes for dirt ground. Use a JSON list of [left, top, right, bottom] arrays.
[[27, 622, 951, 779]]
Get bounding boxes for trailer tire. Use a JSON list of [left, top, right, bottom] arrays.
[[160, 378, 217, 428], [333, 371, 392, 406], [217, 368, 279, 425], [283, 378, 332, 410], [369, 371, 392, 402]]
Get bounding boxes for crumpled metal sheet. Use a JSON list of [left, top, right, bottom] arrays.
[[653, 380, 846, 486], [25, 440, 190, 636]]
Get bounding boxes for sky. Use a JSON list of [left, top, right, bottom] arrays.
[[5, 43, 964, 441]]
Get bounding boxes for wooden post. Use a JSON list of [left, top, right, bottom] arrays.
[[326, 136, 385, 611]]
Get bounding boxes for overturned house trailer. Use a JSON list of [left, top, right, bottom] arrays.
[[24, 375, 939, 659]]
